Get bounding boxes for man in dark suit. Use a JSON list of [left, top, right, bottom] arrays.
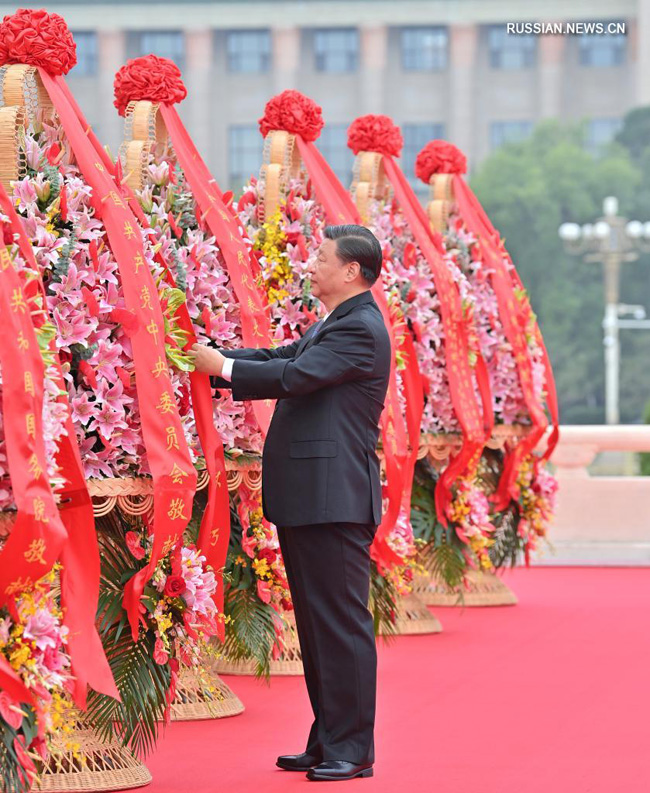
[[190, 224, 390, 782]]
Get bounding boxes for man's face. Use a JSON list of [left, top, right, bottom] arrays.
[[309, 238, 353, 301]]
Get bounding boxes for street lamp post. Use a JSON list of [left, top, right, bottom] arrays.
[[559, 197, 650, 424]]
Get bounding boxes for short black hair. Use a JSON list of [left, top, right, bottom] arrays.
[[324, 224, 382, 286]]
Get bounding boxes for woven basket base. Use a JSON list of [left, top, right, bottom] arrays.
[[421, 570, 518, 607], [378, 593, 443, 636], [214, 611, 304, 676], [38, 718, 151, 792], [169, 666, 245, 720]]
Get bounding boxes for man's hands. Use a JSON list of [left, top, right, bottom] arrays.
[[188, 343, 226, 376]]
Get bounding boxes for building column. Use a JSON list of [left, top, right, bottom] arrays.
[[635, 0, 650, 105], [538, 31, 565, 119], [98, 30, 125, 157], [360, 25, 388, 114], [183, 30, 216, 177], [448, 24, 478, 170], [272, 26, 300, 92]]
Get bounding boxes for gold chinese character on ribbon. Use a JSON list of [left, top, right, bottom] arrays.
[[18, 331, 29, 351], [0, 248, 11, 271], [161, 532, 180, 555], [124, 222, 136, 240], [134, 252, 144, 272], [140, 285, 153, 310], [210, 526, 220, 547], [24, 538, 47, 565], [165, 426, 179, 450], [33, 496, 49, 523], [28, 453, 43, 479], [146, 319, 160, 343], [95, 162, 105, 172], [109, 190, 126, 208], [5, 576, 33, 597], [25, 413, 36, 438], [157, 392, 175, 414], [151, 357, 167, 377], [167, 498, 187, 521], [24, 371, 34, 395], [252, 320, 263, 338], [170, 463, 189, 484], [11, 288, 27, 313]]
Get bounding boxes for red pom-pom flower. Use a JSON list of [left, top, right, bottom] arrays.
[[0, 8, 76, 75], [415, 140, 467, 182], [347, 115, 403, 158], [113, 54, 187, 116], [258, 90, 324, 142]]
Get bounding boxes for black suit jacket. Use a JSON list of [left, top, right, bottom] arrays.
[[211, 291, 391, 527]]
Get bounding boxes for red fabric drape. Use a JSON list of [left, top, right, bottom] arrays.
[[381, 157, 493, 521], [54, 78, 231, 636], [452, 177, 559, 507], [40, 70, 197, 641], [0, 185, 118, 705]]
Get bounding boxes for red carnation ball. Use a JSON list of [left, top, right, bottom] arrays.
[[258, 90, 324, 142], [0, 8, 77, 75], [347, 114, 403, 158], [415, 140, 467, 182], [114, 54, 187, 116], [164, 574, 187, 599]]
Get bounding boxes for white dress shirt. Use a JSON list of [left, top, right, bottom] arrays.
[[220, 312, 329, 382]]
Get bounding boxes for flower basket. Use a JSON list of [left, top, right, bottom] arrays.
[[167, 665, 244, 721], [417, 569, 518, 607], [377, 591, 442, 636], [38, 712, 151, 793], [213, 610, 304, 676]]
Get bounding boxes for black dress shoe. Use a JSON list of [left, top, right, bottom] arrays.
[[307, 760, 374, 781], [276, 752, 322, 771]]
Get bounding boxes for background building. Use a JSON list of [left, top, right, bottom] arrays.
[[2, 0, 646, 193]]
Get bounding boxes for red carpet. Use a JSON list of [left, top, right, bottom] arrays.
[[121, 567, 650, 792]]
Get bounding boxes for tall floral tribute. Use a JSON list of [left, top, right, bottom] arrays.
[[0, 8, 231, 754], [346, 115, 501, 581], [113, 55, 290, 674], [415, 140, 559, 565], [234, 93, 424, 621]]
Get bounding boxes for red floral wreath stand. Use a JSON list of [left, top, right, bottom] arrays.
[[0, 60, 158, 793], [352, 146, 520, 607], [119, 98, 304, 677], [253, 128, 440, 639]]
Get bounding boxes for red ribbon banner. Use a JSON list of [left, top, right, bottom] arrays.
[[53, 77, 230, 638], [381, 157, 493, 523], [0, 184, 118, 705], [452, 177, 559, 508], [39, 69, 197, 641], [0, 239, 68, 608], [158, 103, 275, 437]]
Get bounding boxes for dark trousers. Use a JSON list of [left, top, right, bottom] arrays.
[[276, 522, 377, 765]]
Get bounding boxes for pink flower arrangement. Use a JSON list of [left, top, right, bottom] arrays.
[[0, 570, 74, 766]]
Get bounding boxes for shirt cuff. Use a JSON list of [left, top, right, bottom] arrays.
[[221, 357, 234, 382]]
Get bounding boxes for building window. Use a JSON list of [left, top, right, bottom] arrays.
[[487, 25, 536, 69], [586, 118, 623, 154], [578, 25, 626, 66], [136, 31, 184, 69], [227, 30, 271, 73], [401, 123, 446, 192], [70, 32, 98, 77], [314, 29, 358, 73], [229, 125, 262, 192], [401, 27, 448, 71], [318, 125, 355, 183], [489, 121, 533, 150]]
